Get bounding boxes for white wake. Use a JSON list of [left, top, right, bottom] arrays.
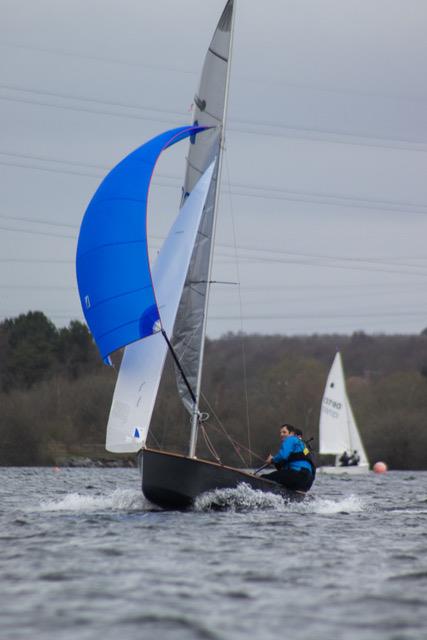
[[38, 488, 148, 512], [37, 484, 365, 514], [194, 482, 365, 513]]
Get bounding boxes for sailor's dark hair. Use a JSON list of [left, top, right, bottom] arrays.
[[280, 423, 298, 434]]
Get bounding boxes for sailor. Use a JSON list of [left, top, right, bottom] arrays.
[[348, 450, 360, 466], [262, 424, 316, 492], [339, 450, 350, 466]]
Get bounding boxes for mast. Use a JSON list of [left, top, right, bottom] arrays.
[[188, 0, 237, 457]]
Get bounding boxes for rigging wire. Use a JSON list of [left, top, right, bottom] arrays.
[[223, 151, 252, 467], [146, 428, 162, 450], [199, 423, 221, 464], [198, 389, 248, 466]]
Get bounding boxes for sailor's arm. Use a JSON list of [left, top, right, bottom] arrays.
[[271, 439, 292, 465]]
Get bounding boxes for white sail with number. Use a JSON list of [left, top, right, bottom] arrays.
[[319, 352, 369, 473]]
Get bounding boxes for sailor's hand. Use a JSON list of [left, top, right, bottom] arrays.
[[266, 454, 273, 465]]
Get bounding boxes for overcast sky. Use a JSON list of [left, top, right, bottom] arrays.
[[1, 0, 427, 338]]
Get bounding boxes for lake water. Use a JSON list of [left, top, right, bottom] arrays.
[[1, 467, 426, 640]]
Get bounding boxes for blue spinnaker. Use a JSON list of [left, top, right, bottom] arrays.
[[76, 126, 208, 362]]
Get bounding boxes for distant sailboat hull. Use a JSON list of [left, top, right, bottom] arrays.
[[318, 464, 369, 475], [142, 448, 306, 509]]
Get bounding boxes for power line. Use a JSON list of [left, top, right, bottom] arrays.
[[0, 223, 76, 239], [0, 82, 189, 120], [218, 254, 427, 278], [0, 221, 426, 279], [0, 258, 72, 263], [0, 42, 198, 75], [0, 212, 77, 229], [209, 310, 427, 321], [1, 154, 427, 217], [0, 158, 102, 179], [3, 41, 427, 107], [218, 245, 427, 272], [0, 94, 184, 128], [1, 307, 425, 324], [0, 149, 110, 172], [1, 83, 426, 152], [0, 284, 74, 290], [229, 120, 427, 153], [215, 286, 427, 301], [222, 183, 427, 216]]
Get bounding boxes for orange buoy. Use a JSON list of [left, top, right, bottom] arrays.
[[373, 461, 388, 474]]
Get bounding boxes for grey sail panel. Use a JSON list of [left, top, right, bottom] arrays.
[[172, 153, 219, 413], [172, 0, 234, 413]]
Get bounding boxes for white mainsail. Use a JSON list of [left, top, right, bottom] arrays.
[[105, 162, 215, 452], [319, 352, 369, 468]]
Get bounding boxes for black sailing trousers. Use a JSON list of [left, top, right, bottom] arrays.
[[262, 467, 314, 492]]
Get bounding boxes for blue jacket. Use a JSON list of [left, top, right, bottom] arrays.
[[272, 435, 313, 474]]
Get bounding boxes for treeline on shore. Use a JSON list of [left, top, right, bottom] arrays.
[[1, 311, 427, 469]]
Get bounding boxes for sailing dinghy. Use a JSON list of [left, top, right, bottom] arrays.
[[318, 353, 369, 474], [76, 0, 305, 509]]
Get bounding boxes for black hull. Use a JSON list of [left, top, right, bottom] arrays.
[[142, 448, 306, 509]]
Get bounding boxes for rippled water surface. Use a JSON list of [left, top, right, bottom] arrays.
[[1, 467, 427, 640]]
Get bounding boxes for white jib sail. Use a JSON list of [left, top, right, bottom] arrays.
[[345, 396, 369, 466], [319, 352, 353, 455], [105, 161, 215, 453]]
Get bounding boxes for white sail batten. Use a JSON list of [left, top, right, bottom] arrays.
[[105, 162, 215, 452], [319, 352, 369, 466], [172, 0, 235, 440]]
